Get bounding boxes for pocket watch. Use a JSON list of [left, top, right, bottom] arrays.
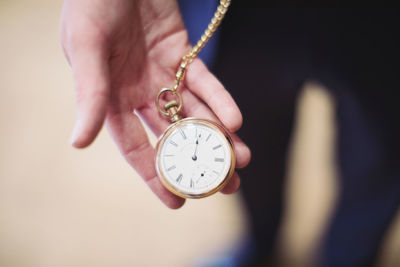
[[155, 114, 236, 199], [154, 0, 233, 198]]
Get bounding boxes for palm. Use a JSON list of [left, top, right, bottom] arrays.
[[105, 2, 189, 115], [107, 20, 190, 134], [62, 0, 250, 209]]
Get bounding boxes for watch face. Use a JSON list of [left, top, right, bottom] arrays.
[[156, 118, 235, 198]]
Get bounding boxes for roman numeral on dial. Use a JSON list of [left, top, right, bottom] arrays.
[[167, 165, 176, 171], [215, 158, 224, 162], [213, 144, 222, 150], [169, 140, 178, 147], [179, 129, 186, 139], [176, 174, 182, 183]]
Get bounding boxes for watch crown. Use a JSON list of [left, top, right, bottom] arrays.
[[164, 100, 182, 122]]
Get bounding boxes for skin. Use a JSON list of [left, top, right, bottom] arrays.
[[61, 0, 251, 209]]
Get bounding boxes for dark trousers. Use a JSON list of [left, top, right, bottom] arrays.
[[181, 5, 400, 267]]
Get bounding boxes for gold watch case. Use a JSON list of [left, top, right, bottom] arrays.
[[155, 117, 236, 199]]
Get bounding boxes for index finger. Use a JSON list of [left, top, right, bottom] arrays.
[[185, 59, 243, 133]]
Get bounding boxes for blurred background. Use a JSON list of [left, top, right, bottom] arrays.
[[1, 1, 399, 266]]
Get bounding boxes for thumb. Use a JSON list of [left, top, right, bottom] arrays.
[[69, 42, 110, 148]]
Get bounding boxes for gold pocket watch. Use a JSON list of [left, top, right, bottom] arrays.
[[154, 0, 233, 198]]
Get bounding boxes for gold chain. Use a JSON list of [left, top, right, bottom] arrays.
[[156, 0, 231, 118], [172, 0, 231, 92]]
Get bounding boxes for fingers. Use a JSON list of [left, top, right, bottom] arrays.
[[220, 172, 241, 194], [231, 134, 252, 169], [106, 110, 185, 209], [185, 59, 243, 132], [68, 43, 110, 148], [139, 89, 251, 169]]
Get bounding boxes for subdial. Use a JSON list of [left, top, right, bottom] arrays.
[[191, 164, 214, 184]]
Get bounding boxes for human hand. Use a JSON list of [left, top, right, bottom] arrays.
[[61, 0, 251, 209]]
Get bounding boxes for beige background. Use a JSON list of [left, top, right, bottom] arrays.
[[1, 1, 399, 266]]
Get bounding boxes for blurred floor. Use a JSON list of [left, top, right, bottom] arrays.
[[0, 1, 399, 266]]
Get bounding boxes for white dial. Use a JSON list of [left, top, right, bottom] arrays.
[[156, 119, 234, 198]]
